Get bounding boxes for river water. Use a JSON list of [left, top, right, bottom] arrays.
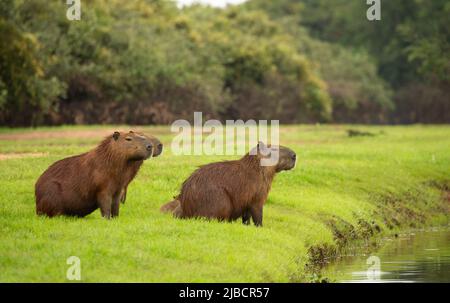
[[324, 228, 450, 283]]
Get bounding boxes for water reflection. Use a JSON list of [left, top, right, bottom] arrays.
[[325, 228, 450, 283]]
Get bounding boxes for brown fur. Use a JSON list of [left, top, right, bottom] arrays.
[[119, 137, 163, 204], [35, 131, 162, 218], [160, 142, 296, 226]]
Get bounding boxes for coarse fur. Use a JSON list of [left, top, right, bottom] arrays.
[[35, 131, 162, 218], [119, 137, 163, 204], [160, 142, 296, 226]]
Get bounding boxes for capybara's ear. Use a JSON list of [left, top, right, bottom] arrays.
[[113, 131, 120, 141], [129, 131, 134, 134], [257, 141, 267, 152], [257, 141, 270, 156]]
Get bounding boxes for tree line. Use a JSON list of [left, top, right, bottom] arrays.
[[0, 0, 448, 126]]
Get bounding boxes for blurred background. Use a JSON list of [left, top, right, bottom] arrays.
[[0, 0, 448, 126]]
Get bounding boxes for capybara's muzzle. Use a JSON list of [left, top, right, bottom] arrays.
[[290, 153, 297, 169], [153, 143, 163, 157]]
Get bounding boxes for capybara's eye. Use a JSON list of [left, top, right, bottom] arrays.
[[125, 137, 132, 141]]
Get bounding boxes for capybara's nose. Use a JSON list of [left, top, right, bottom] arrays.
[[146, 144, 153, 151], [291, 153, 296, 161], [157, 143, 163, 151]]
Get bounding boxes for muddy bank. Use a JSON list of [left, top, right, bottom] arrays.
[[298, 180, 450, 282]]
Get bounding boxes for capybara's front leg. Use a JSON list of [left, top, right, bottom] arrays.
[[242, 209, 251, 225], [250, 205, 263, 227], [111, 194, 121, 218], [98, 192, 112, 219], [120, 187, 127, 204]]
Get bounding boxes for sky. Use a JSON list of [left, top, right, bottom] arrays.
[[176, 0, 247, 8]]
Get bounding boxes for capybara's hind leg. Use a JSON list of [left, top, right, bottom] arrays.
[[36, 181, 63, 217], [36, 202, 49, 217], [36, 198, 62, 217], [198, 189, 232, 221]]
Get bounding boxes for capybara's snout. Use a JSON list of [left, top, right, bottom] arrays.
[[289, 151, 296, 166], [142, 136, 162, 158], [275, 146, 297, 172], [141, 139, 154, 159], [288, 152, 296, 169], [152, 140, 163, 157]]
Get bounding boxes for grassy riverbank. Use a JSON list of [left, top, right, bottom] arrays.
[[0, 125, 449, 282]]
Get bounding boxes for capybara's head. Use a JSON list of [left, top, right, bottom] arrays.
[[111, 131, 163, 161], [251, 142, 296, 172], [274, 145, 296, 172]]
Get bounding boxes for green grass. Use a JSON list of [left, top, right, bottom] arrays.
[[0, 125, 449, 282]]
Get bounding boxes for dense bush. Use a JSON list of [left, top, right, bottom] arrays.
[[0, 0, 447, 125], [0, 18, 64, 125], [259, 0, 449, 123]]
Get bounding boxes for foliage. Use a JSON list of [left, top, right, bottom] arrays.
[[0, 0, 447, 125], [0, 18, 65, 125], [264, 0, 449, 123]]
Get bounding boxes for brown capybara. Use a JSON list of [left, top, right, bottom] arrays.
[[160, 142, 296, 226], [35, 131, 162, 219]]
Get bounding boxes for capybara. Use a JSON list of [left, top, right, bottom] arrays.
[[35, 131, 162, 218], [160, 142, 296, 226]]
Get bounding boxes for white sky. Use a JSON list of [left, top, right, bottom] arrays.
[[176, 0, 247, 8]]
